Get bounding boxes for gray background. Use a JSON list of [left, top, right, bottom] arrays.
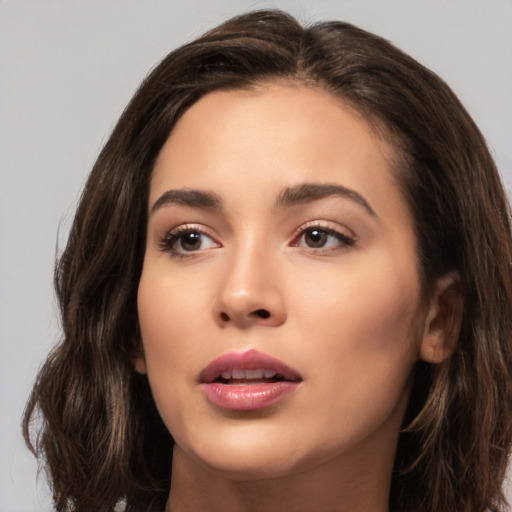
[[1, 1, 511, 510]]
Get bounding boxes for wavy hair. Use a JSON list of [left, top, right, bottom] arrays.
[[23, 10, 512, 512]]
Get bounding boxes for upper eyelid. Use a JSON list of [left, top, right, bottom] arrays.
[[292, 220, 356, 239], [165, 223, 216, 237], [170, 223, 205, 233], [151, 210, 228, 238]]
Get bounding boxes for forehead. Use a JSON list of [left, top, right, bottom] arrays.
[[151, 84, 401, 204]]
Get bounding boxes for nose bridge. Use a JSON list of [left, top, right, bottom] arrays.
[[214, 234, 286, 327]]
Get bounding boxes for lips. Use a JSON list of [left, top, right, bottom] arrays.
[[199, 349, 302, 411]]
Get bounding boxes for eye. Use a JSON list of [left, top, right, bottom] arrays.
[[291, 225, 356, 252], [159, 226, 220, 256]]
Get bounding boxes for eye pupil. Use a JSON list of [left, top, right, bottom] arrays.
[[180, 232, 202, 251], [305, 229, 328, 248]]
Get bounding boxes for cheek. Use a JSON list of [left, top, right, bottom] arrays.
[[136, 266, 209, 392], [137, 270, 205, 435], [138, 262, 211, 350], [295, 262, 421, 435], [295, 253, 423, 380]]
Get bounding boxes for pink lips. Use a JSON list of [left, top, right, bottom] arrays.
[[199, 349, 302, 411]]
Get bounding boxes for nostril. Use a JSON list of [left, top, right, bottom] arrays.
[[218, 309, 272, 323]]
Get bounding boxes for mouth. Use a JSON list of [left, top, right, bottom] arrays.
[[199, 349, 303, 411], [213, 368, 293, 385]]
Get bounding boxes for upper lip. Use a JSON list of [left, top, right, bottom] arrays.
[[198, 349, 303, 384]]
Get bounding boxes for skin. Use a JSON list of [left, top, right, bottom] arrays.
[[136, 84, 455, 512]]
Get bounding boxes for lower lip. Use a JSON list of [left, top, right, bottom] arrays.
[[202, 381, 300, 411]]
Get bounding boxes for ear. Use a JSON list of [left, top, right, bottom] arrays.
[[132, 343, 147, 374], [419, 272, 463, 364]]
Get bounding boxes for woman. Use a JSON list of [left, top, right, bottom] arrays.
[[23, 10, 512, 512]]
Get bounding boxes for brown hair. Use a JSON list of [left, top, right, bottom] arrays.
[[23, 10, 512, 512]]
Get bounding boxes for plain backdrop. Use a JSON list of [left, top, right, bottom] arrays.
[[1, 1, 511, 511]]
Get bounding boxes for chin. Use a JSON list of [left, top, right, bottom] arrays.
[[175, 422, 338, 482], [197, 449, 309, 482]]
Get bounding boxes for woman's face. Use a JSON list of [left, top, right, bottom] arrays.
[[137, 84, 431, 480]]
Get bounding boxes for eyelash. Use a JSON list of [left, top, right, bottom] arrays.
[[158, 222, 356, 258]]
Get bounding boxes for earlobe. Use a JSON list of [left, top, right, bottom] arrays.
[[133, 342, 148, 374], [419, 272, 463, 364], [134, 354, 147, 374]]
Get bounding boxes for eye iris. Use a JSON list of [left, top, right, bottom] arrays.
[[180, 232, 202, 251], [305, 229, 328, 248]]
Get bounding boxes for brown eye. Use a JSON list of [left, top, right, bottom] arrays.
[[179, 232, 203, 251], [293, 226, 355, 251], [160, 227, 220, 256], [304, 229, 329, 248]]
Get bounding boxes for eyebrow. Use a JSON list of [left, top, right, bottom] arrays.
[[273, 183, 376, 216], [150, 182, 375, 217], [150, 188, 222, 214]]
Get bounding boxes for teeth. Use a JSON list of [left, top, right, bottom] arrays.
[[219, 368, 278, 380], [245, 369, 263, 379], [232, 368, 245, 379]]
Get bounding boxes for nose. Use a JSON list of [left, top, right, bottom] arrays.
[[213, 244, 286, 328]]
